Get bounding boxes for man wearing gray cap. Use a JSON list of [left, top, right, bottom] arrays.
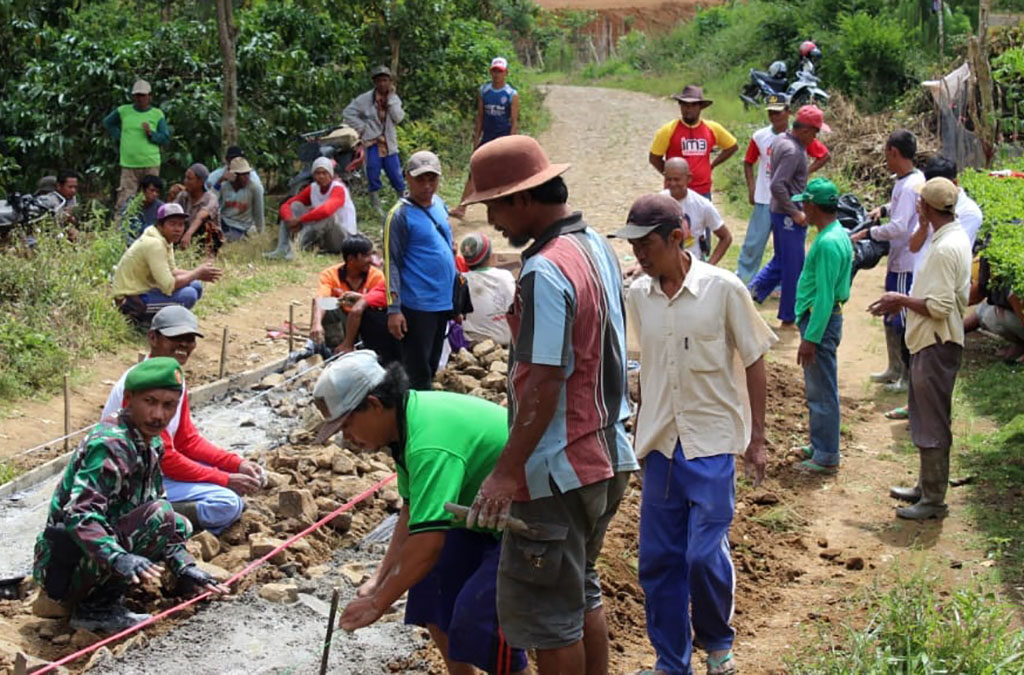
[[612, 193, 774, 675], [313, 352, 527, 674], [382, 150, 457, 389], [103, 79, 170, 212], [100, 306, 264, 534], [344, 65, 406, 215]]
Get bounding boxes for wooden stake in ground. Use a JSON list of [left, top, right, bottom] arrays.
[[319, 587, 341, 675], [288, 303, 295, 354], [219, 327, 229, 380], [63, 374, 71, 453]]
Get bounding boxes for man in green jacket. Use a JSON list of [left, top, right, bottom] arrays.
[[32, 358, 228, 632], [793, 178, 853, 474], [103, 79, 170, 212]]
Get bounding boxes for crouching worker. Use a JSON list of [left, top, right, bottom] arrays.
[[315, 352, 528, 675], [32, 358, 229, 631], [101, 306, 264, 534]]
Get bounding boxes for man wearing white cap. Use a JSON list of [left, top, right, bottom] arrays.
[[451, 57, 519, 220], [266, 157, 356, 259], [316, 353, 528, 674], [103, 79, 170, 212], [215, 156, 265, 241], [382, 151, 457, 389]]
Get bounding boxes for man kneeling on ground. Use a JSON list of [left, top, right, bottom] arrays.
[[309, 234, 400, 363], [110, 203, 222, 325], [100, 306, 264, 534], [33, 358, 229, 631], [316, 352, 528, 674]]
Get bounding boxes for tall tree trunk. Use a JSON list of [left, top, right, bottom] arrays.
[[216, 0, 239, 150], [389, 32, 401, 82]]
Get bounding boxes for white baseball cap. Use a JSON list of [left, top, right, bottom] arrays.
[[490, 57, 509, 72], [312, 350, 386, 444]]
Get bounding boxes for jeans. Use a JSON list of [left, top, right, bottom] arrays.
[[735, 203, 772, 284], [799, 311, 842, 467], [750, 212, 807, 323], [139, 280, 203, 311], [365, 145, 405, 195], [163, 478, 244, 535], [639, 445, 736, 675]]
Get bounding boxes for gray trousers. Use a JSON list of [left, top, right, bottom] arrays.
[[277, 203, 346, 254]]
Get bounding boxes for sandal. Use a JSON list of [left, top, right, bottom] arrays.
[[799, 445, 813, 459], [795, 459, 838, 475], [707, 650, 737, 675], [884, 406, 909, 420]]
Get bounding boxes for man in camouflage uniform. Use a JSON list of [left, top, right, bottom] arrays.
[[32, 357, 228, 632]]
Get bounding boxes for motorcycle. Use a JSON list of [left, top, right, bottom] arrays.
[[787, 58, 830, 108], [287, 124, 365, 196], [837, 193, 888, 280], [740, 57, 829, 109], [0, 190, 65, 248]]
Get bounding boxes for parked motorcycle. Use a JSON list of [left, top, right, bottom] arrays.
[[740, 59, 829, 109], [740, 61, 789, 108], [787, 59, 830, 108], [0, 190, 65, 248], [287, 124, 365, 196]]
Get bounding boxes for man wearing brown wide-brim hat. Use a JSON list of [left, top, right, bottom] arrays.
[[649, 84, 738, 198], [461, 134, 639, 671]]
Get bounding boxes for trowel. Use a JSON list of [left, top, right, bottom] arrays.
[[443, 502, 558, 539]]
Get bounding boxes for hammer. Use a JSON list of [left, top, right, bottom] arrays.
[[443, 502, 554, 539]]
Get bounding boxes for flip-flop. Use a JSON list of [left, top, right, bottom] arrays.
[[795, 459, 838, 475], [707, 650, 737, 675], [884, 406, 909, 420], [799, 445, 813, 459]]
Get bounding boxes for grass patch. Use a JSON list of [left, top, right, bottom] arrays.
[[749, 504, 807, 534], [788, 573, 1024, 673], [0, 460, 20, 485]]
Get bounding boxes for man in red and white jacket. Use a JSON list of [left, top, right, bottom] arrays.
[[101, 306, 264, 534]]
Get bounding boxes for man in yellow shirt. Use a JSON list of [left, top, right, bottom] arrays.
[[869, 178, 972, 520], [111, 203, 222, 324], [648, 85, 738, 198]]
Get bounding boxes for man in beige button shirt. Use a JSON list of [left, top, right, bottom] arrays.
[[616, 194, 776, 675], [869, 177, 971, 520]]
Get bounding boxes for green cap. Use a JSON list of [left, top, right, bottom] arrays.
[[792, 177, 839, 208], [125, 357, 184, 392]]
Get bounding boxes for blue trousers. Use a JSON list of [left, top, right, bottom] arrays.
[[736, 203, 772, 284], [365, 145, 406, 194], [799, 311, 843, 467], [750, 212, 806, 323], [639, 445, 736, 675], [139, 280, 203, 313], [164, 478, 244, 535]]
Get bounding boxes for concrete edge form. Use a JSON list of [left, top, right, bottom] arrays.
[[0, 355, 292, 500]]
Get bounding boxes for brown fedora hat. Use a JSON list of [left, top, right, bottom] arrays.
[[671, 84, 712, 108], [461, 135, 571, 205]]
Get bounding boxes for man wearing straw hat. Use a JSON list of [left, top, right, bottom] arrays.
[[33, 357, 228, 631], [649, 84, 738, 199], [461, 135, 638, 674], [214, 155, 265, 241]]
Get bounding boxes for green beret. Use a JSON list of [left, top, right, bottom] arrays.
[[125, 357, 184, 392]]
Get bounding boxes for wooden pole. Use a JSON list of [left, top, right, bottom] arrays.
[[319, 587, 341, 675], [218, 327, 229, 380], [288, 303, 295, 354], [63, 374, 71, 452], [310, 297, 318, 342]]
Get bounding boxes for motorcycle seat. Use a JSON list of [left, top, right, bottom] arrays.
[[752, 71, 789, 93]]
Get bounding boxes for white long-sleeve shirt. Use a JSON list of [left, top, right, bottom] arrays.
[[870, 169, 925, 273]]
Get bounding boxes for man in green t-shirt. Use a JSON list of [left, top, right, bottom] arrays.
[[793, 178, 853, 474], [313, 351, 527, 675], [103, 79, 171, 212]]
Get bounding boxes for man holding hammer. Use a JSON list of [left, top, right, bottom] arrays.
[[316, 352, 527, 674]]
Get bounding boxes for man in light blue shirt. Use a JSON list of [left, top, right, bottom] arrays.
[[215, 157, 264, 241]]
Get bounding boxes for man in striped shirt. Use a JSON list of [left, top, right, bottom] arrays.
[[462, 135, 638, 674]]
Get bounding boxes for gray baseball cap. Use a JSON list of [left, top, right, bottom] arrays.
[[312, 350, 386, 445], [150, 305, 203, 338], [370, 65, 393, 79], [406, 150, 442, 177]]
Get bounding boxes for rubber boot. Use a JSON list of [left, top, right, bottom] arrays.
[[896, 448, 949, 520], [172, 500, 203, 532], [871, 327, 903, 383], [70, 582, 151, 633], [889, 483, 921, 502], [263, 221, 294, 260], [369, 191, 384, 217]]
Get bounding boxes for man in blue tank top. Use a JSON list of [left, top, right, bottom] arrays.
[[450, 57, 519, 219]]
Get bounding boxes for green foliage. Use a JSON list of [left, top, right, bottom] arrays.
[[828, 12, 923, 113], [993, 47, 1024, 138], [789, 574, 1024, 673], [961, 161, 1024, 296], [0, 460, 20, 485]]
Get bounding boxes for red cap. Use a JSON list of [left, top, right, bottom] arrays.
[[795, 105, 831, 133]]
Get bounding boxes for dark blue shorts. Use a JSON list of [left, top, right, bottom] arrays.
[[406, 529, 527, 674]]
